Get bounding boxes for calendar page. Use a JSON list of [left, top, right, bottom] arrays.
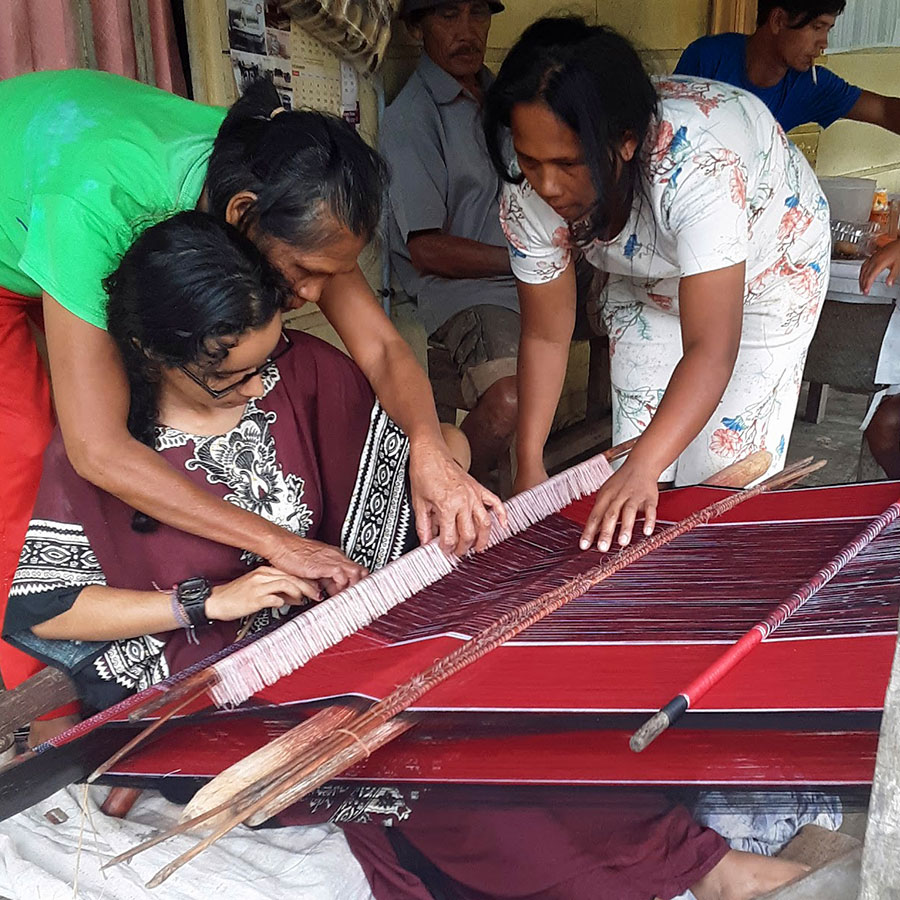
[[226, 0, 367, 129]]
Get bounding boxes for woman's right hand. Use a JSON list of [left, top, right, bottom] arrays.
[[206, 566, 323, 622], [265, 532, 368, 595], [860, 239, 900, 294]]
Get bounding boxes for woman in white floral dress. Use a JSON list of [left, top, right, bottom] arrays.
[[484, 17, 830, 553]]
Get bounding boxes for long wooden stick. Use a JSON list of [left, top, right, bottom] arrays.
[[88, 683, 213, 783], [92, 439, 637, 784], [702, 449, 772, 488], [145, 718, 411, 889], [122, 457, 822, 886], [102, 717, 413, 875], [630, 488, 896, 754], [859, 621, 900, 898], [178, 701, 367, 825], [125, 669, 220, 723]]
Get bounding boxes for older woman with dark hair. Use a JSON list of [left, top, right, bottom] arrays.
[[0, 73, 502, 720], [484, 17, 830, 555]]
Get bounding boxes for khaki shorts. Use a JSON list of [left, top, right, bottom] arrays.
[[429, 305, 520, 407]]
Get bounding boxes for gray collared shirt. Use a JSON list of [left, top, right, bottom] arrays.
[[380, 54, 519, 335]]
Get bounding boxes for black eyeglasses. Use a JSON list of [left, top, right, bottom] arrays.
[[179, 330, 294, 399]]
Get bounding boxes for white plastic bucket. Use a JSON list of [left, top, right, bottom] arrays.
[[818, 175, 877, 223]]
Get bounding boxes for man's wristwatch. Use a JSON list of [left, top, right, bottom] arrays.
[[174, 576, 213, 629]]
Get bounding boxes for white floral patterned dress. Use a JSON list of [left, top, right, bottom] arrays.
[[501, 77, 830, 485]]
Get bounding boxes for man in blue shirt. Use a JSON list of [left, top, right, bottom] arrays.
[[675, 1, 900, 134]]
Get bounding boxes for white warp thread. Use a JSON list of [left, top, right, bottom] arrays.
[[210, 453, 614, 707]]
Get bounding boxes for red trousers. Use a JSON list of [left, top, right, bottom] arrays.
[[0, 287, 54, 690]]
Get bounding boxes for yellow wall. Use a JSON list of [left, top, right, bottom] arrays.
[[815, 49, 900, 192], [383, 2, 900, 192], [383, 0, 710, 101]]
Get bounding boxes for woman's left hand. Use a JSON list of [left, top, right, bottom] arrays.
[[579, 459, 660, 552], [409, 438, 506, 556]]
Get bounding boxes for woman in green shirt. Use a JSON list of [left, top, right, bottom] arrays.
[[0, 71, 502, 702]]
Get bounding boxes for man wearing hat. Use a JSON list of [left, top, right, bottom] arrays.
[[381, 0, 518, 489]]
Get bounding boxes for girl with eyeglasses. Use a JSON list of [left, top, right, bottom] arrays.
[[4, 211, 420, 712]]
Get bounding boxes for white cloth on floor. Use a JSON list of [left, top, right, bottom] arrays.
[[693, 790, 842, 856], [670, 791, 842, 900], [0, 784, 375, 900]]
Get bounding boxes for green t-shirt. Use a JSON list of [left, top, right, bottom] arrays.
[[0, 70, 226, 328]]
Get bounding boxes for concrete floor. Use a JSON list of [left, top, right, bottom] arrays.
[[787, 385, 877, 486]]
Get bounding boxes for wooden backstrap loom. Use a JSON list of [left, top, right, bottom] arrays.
[[1, 445, 899, 892]]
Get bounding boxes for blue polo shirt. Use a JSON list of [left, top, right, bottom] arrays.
[[675, 32, 862, 131]]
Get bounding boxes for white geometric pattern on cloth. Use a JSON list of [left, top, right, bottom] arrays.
[[185, 409, 314, 541], [341, 402, 412, 570], [9, 519, 107, 597], [307, 784, 414, 826], [93, 634, 169, 692], [6, 522, 167, 695]]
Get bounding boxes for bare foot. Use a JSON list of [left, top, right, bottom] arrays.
[[28, 714, 80, 748], [691, 849, 810, 900]]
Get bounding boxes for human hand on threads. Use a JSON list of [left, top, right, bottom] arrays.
[[579, 459, 659, 552], [266, 534, 367, 594], [409, 436, 506, 556], [206, 566, 323, 621]]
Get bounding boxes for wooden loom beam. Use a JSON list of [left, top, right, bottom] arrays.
[[0, 667, 79, 738]]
